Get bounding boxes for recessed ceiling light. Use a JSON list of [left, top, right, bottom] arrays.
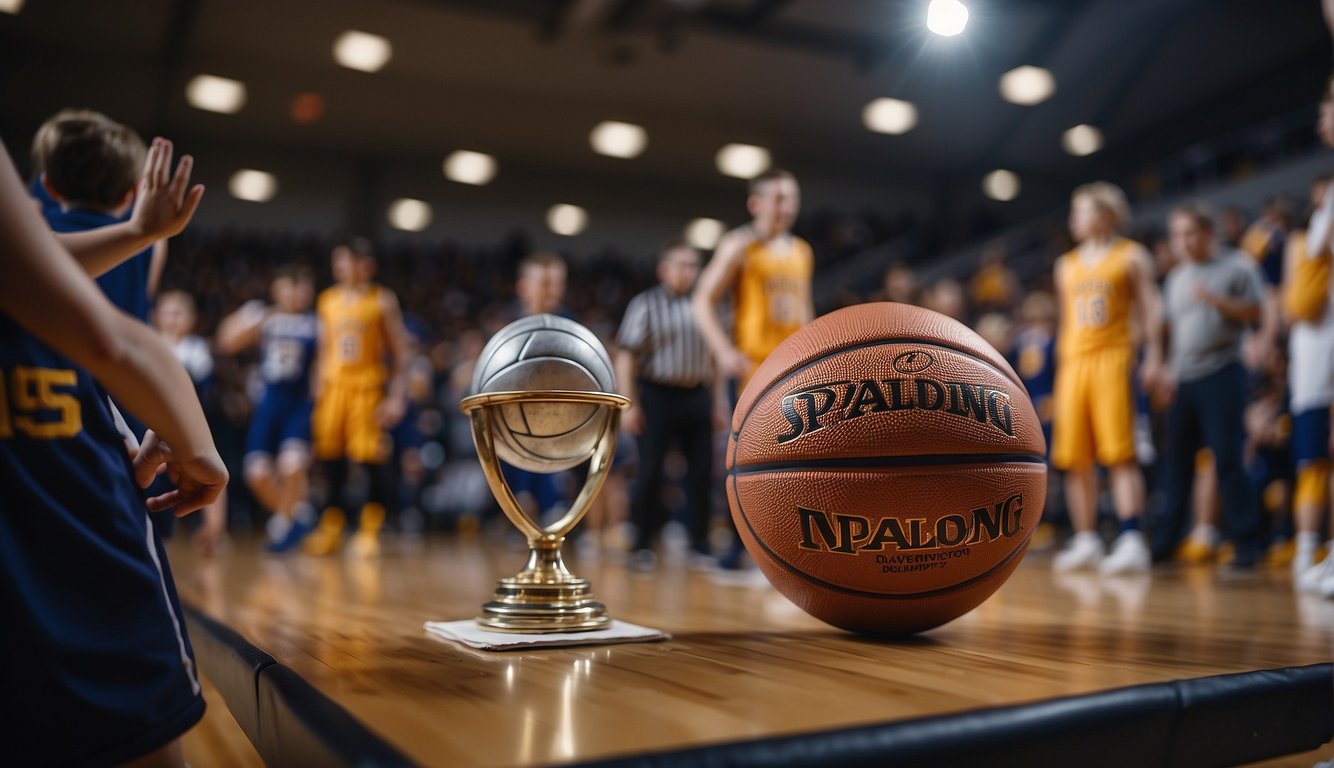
[[0, 0, 26, 14], [982, 169, 1020, 202], [1062, 124, 1104, 157], [927, 0, 969, 37], [1000, 66, 1055, 106], [334, 30, 392, 73], [685, 218, 726, 250], [443, 151, 497, 186], [186, 74, 246, 114], [716, 143, 771, 179], [229, 169, 277, 202], [547, 204, 588, 236], [590, 121, 648, 159], [388, 198, 432, 232], [863, 98, 918, 135]]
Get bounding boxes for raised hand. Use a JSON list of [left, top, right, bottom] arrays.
[[128, 137, 205, 242]]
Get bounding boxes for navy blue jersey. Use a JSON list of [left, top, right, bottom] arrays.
[[44, 205, 154, 323], [1012, 327, 1056, 425], [260, 311, 318, 398], [28, 175, 61, 220], [0, 312, 204, 764]]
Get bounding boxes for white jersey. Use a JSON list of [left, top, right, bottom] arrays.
[[1289, 186, 1334, 414]]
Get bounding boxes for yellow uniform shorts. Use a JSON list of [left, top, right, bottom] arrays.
[[313, 383, 390, 464], [1050, 347, 1136, 471]]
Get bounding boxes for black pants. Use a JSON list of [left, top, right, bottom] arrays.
[[632, 381, 714, 553], [1149, 363, 1264, 564]]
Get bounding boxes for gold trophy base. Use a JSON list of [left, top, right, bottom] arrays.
[[476, 540, 611, 633]]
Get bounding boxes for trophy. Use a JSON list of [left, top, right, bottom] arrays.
[[460, 314, 629, 633]]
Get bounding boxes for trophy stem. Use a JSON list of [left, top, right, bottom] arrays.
[[477, 537, 611, 633], [462, 393, 627, 634]]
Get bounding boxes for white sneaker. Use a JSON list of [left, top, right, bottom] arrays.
[[1053, 533, 1105, 572], [1100, 531, 1151, 575], [1316, 566, 1334, 600], [1296, 557, 1333, 594]]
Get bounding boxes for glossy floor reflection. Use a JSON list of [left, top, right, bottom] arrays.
[[169, 535, 1334, 767]]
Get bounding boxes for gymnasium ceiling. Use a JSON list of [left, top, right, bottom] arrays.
[[1, 0, 1330, 235]]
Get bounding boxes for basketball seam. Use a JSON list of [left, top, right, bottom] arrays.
[[729, 469, 1038, 602], [731, 453, 1047, 473], [733, 337, 1026, 439]]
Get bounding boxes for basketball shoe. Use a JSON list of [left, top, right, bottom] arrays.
[[1053, 532, 1104, 572], [348, 503, 385, 559], [1100, 530, 1151, 575], [302, 507, 345, 556]]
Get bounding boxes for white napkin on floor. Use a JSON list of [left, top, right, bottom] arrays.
[[424, 619, 669, 651]]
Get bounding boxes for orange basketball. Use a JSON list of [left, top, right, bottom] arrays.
[[727, 302, 1047, 635]]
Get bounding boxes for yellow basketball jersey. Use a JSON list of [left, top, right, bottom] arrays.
[[318, 284, 388, 389], [734, 236, 813, 364], [1057, 238, 1135, 357], [1241, 224, 1275, 263], [1285, 230, 1331, 323]]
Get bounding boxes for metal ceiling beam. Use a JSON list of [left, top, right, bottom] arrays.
[[154, 0, 202, 134]]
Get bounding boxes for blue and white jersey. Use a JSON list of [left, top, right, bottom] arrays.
[[259, 311, 318, 399], [0, 311, 203, 764]]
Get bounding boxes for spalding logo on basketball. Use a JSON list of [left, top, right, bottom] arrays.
[[727, 302, 1047, 636], [471, 314, 615, 473]]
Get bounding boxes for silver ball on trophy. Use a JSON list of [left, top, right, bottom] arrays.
[[460, 313, 629, 633], [471, 314, 615, 473]]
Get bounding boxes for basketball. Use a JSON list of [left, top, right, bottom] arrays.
[[727, 302, 1047, 635], [471, 313, 616, 473]]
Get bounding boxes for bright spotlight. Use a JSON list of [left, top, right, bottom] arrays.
[[590, 121, 648, 159], [229, 170, 277, 202], [715, 143, 771, 179], [1000, 66, 1056, 106], [982, 170, 1020, 202], [186, 75, 246, 114], [685, 218, 726, 250], [443, 151, 497, 186], [0, 0, 26, 14], [927, 0, 969, 37], [1062, 124, 1104, 157], [334, 30, 392, 73], [547, 204, 588, 236], [388, 199, 432, 232], [863, 98, 918, 135]]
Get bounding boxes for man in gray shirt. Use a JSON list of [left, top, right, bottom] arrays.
[[1150, 202, 1266, 569]]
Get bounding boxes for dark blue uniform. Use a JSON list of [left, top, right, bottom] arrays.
[[245, 311, 318, 458], [44, 205, 153, 324], [0, 314, 203, 766], [1012, 326, 1056, 449]]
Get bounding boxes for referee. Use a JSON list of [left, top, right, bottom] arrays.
[[616, 242, 719, 570]]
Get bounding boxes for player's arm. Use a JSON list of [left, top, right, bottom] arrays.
[[0, 142, 224, 514], [376, 289, 413, 428], [146, 240, 168, 299], [613, 346, 642, 435], [216, 300, 269, 355], [1128, 245, 1165, 386], [691, 230, 750, 378], [53, 138, 203, 279]]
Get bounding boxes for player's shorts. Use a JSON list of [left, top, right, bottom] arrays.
[[1292, 406, 1331, 466], [4, 505, 204, 765], [1290, 316, 1334, 414], [245, 388, 313, 458], [1050, 346, 1136, 471], [313, 383, 390, 463]]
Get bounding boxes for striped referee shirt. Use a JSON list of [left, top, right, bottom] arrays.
[[617, 285, 714, 388]]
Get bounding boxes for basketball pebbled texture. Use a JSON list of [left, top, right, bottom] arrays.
[[472, 314, 615, 473], [728, 302, 1047, 635]]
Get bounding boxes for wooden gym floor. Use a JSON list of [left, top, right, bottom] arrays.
[[170, 535, 1334, 767]]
